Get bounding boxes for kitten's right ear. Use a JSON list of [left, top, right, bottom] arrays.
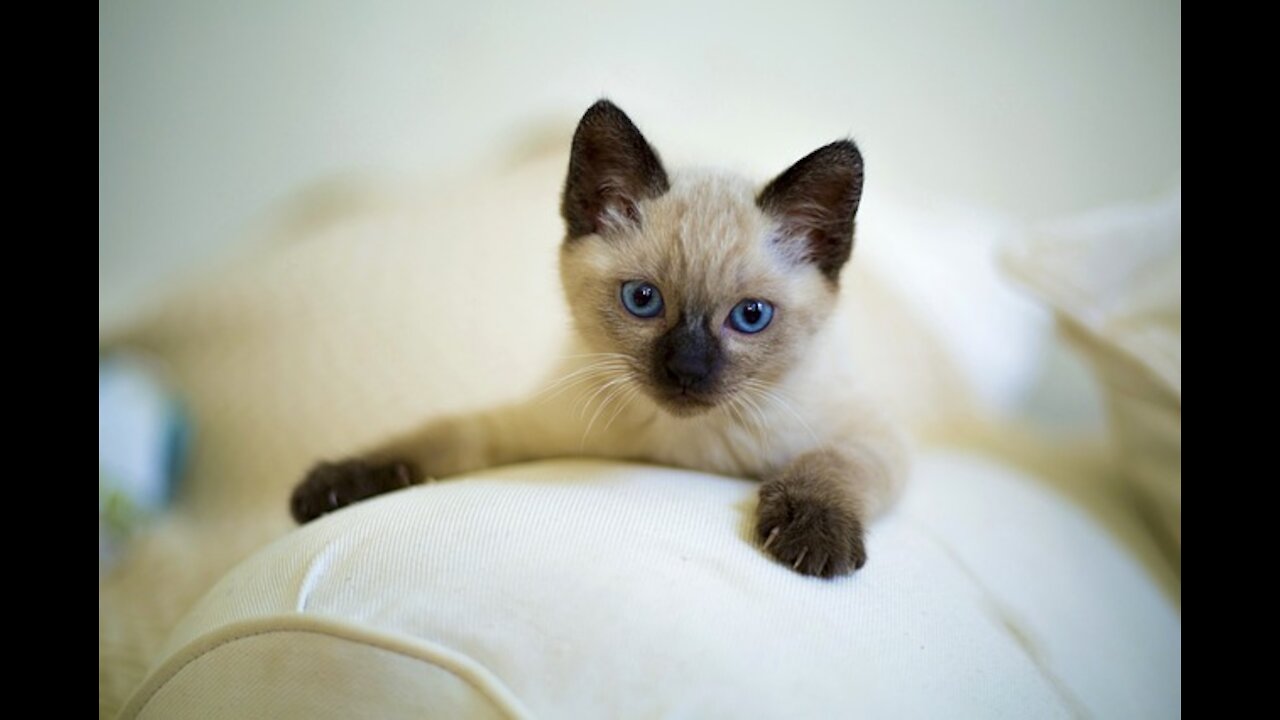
[[561, 100, 670, 239], [757, 140, 864, 283]]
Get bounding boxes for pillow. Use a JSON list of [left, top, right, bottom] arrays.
[[121, 453, 1180, 718], [1002, 188, 1181, 561]]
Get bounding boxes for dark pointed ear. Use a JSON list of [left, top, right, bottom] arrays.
[[757, 140, 864, 282], [561, 100, 670, 239]]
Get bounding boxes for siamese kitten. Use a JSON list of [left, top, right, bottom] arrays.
[[291, 100, 907, 577]]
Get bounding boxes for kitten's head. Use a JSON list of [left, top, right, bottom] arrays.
[[559, 100, 863, 417]]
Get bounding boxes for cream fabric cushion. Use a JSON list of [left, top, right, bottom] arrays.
[[1003, 188, 1181, 559], [121, 452, 1178, 718]]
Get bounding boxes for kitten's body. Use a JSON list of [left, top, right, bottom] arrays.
[[292, 102, 907, 577]]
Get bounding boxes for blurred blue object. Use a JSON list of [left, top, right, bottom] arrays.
[[99, 353, 188, 572]]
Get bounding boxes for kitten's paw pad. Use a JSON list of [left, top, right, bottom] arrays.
[[290, 458, 421, 524], [756, 481, 866, 577]]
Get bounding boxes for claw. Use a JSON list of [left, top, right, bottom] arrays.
[[327, 489, 338, 508], [792, 547, 808, 570], [762, 526, 781, 552]]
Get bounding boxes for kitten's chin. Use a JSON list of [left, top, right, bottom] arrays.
[[652, 390, 720, 417]]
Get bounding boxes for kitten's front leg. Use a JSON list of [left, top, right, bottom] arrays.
[[290, 404, 550, 523], [756, 440, 903, 577]]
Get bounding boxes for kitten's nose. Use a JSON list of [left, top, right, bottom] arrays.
[[657, 315, 722, 393], [665, 351, 713, 390]]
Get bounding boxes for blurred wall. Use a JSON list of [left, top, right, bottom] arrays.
[[99, 0, 1180, 329]]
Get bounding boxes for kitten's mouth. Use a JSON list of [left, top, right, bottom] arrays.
[[653, 387, 720, 416]]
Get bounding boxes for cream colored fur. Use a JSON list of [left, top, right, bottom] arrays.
[[370, 168, 907, 521]]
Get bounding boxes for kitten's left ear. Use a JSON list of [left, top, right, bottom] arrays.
[[757, 140, 864, 283], [562, 100, 670, 239]]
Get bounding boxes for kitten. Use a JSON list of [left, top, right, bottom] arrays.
[[290, 100, 907, 577]]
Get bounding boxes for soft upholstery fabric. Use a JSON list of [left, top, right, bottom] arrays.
[[1003, 188, 1181, 560], [122, 452, 1179, 719]]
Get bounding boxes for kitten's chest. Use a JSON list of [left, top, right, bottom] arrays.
[[626, 410, 815, 479]]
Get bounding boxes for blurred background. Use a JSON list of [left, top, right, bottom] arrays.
[[100, 2, 1179, 715], [100, 0, 1178, 328]]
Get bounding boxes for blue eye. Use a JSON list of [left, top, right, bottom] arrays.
[[729, 299, 774, 333], [620, 280, 664, 318]]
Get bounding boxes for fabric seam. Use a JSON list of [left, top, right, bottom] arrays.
[[117, 614, 533, 720]]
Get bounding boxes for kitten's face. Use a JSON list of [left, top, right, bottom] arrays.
[[561, 173, 835, 416], [559, 101, 862, 417]]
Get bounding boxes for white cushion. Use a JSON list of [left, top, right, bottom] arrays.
[[122, 451, 1179, 719]]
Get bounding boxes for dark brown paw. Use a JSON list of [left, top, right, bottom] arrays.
[[290, 458, 421, 524], [756, 479, 866, 578]]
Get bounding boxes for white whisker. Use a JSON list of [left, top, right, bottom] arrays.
[[537, 363, 619, 393], [556, 352, 635, 362], [736, 389, 774, 457], [723, 395, 750, 436], [602, 383, 641, 434], [536, 360, 630, 403], [744, 379, 821, 447], [575, 373, 621, 418], [583, 377, 631, 440]]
